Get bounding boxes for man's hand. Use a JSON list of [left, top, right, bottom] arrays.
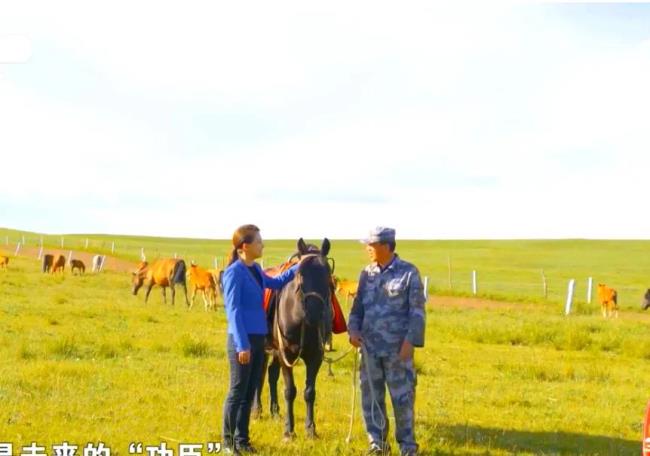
[[238, 349, 251, 365], [399, 340, 414, 362], [349, 334, 363, 348]]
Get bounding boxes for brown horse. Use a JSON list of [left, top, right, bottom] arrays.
[[132, 259, 189, 306], [42, 254, 54, 273], [70, 259, 86, 275], [0, 255, 8, 269], [253, 238, 332, 439], [597, 283, 618, 318], [333, 275, 359, 306], [52, 255, 66, 274], [188, 263, 218, 310]]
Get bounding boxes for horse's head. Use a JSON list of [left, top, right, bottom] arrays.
[[291, 238, 332, 327], [131, 261, 148, 295]]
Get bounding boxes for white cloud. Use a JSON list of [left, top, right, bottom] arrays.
[[0, 34, 32, 63]]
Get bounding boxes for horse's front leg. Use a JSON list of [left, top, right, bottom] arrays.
[[304, 353, 323, 438], [268, 355, 281, 417], [189, 286, 196, 309], [281, 364, 297, 439], [145, 282, 154, 304], [181, 282, 190, 307], [201, 289, 209, 311]]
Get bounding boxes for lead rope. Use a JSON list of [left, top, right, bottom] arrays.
[[361, 343, 386, 431], [276, 316, 305, 368], [345, 347, 360, 443]]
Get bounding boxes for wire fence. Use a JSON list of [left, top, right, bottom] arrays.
[[3, 232, 647, 311], [2, 233, 294, 271]]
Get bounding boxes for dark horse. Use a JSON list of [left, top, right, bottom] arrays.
[[252, 238, 333, 439]]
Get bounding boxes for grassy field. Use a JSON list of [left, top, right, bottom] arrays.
[[2, 228, 650, 454]]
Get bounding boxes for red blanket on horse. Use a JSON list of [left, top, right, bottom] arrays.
[[264, 261, 347, 334]]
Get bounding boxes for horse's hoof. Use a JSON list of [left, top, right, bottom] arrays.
[[251, 408, 261, 420], [306, 429, 319, 439], [283, 432, 296, 442]]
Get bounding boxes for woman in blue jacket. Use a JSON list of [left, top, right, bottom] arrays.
[[221, 224, 299, 454]]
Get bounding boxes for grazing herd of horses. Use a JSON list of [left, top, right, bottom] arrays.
[[38, 254, 105, 275], [130, 258, 225, 310]]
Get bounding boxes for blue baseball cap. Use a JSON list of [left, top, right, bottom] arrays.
[[360, 226, 396, 244]]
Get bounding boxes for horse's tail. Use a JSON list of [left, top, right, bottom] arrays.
[[218, 269, 225, 294], [172, 260, 187, 285]]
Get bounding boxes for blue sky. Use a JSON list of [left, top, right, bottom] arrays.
[[1, 2, 650, 239]]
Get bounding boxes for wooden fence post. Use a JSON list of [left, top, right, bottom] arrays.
[[587, 277, 593, 304], [565, 279, 575, 315], [14, 242, 21, 256], [472, 270, 478, 295], [541, 269, 548, 299]]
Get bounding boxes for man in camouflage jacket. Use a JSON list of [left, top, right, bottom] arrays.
[[348, 227, 426, 456]]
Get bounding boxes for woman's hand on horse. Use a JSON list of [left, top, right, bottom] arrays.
[[238, 350, 251, 365]]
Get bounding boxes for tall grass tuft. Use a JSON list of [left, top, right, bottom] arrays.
[[180, 336, 212, 358], [49, 337, 80, 359]]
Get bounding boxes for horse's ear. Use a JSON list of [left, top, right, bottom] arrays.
[[297, 238, 308, 255], [321, 238, 331, 257]]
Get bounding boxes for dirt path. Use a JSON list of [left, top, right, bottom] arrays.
[[14, 246, 138, 273], [428, 295, 535, 310], [428, 294, 650, 322]]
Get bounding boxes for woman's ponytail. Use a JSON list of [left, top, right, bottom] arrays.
[[228, 247, 239, 266]]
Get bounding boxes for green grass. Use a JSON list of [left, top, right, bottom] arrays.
[[1, 230, 650, 454]]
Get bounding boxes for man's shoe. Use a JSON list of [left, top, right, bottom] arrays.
[[366, 442, 390, 455], [221, 446, 240, 456]]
